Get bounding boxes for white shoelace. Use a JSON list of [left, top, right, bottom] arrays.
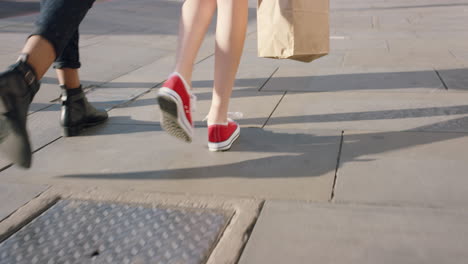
[[203, 112, 244, 125], [190, 93, 197, 113], [227, 112, 244, 120]]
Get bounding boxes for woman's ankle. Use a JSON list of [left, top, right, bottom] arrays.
[[173, 69, 192, 89], [206, 112, 228, 126]]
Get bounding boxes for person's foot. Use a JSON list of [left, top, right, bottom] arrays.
[[207, 119, 240, 151], [157, 72, 196, 143], [0, 55, 40, 168], [60, 85, 108, 137]]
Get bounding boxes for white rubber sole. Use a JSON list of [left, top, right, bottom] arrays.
[[208, 125, 240, 152], [157, 87, 193, 143]]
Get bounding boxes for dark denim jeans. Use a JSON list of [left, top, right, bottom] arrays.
[[31, 0, 96, 69]]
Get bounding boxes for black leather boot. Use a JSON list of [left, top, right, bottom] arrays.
[[60, 85, 108, 137], [0, 55, 40, 168]]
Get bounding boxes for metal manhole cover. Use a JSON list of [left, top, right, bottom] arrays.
[[0, 200, 230, 264]]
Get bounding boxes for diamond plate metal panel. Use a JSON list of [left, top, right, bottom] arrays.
[[0, 200, 229, 264]]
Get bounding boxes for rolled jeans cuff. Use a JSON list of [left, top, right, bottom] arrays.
[[53, 61, 81, 69]]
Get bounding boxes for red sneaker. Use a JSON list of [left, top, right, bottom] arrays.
[[208, 119, 240, 151], [157, 73, 195, 142]]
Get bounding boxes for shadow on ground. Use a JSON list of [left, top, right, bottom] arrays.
[[0, 1, 257, 36], [0, 0, 39, 19], [60, 117, 468, 180]]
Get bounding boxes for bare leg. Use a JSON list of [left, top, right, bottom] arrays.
[[21, 36, 56, 79], [207, 0, 248, 124], [56, 68, 80, 89], [174, 0, 217, 86]]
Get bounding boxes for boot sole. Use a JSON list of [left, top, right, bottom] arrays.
[[0, 94, 32, 168], [62, 118, 108, 137]]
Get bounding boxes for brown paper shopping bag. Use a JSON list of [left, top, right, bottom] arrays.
[[257, 0, 330, 63]]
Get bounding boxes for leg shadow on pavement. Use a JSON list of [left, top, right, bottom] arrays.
[[61, 117, 468, 181], [62, 127, 342, 180], [79, 116, 161, 136], [0, 1, 40, 19], [252, 104, 468, 129], [196, 68, 468, 93]]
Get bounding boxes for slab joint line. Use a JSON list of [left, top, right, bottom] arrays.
[[196, 54, 215, 65], [0, 197, 59, 243], [262, 91, 286, 128], [258, 67, 279, 92], [434, 69, 449, 90], [330, 130, 344, 202], [233, 200, 266, 264]]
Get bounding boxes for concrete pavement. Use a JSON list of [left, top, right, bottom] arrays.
[[1, 0, 468, 263]]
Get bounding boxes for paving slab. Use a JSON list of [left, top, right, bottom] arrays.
[[437, 68, 468, 91], [79, 33, 178, 52], [330, 38, 388, 53], [334, 130, 468, 207], [340, 30, 418, 41], [387, 39, 468, 54], [0, 125, 341, 201], [85, 86, 150, 111], [449, 49, 468, 66], [343, 50, 463, 69], [378, 18, 464, 35], [78, 0, 184, 37], [0, 10, 36, 26], [0, 0, 39, 19], [0, 51, 21, 73], [0, 18, 32, 31], [0, 183, 48, 222], [261, 67, 444, 93], [242, 35, 345, 69], [29, 76, 62, 113], [266, 92, 468, 132], [413, 28, 468, 39], [105, 91, 159, 126], [374, 13, 418, 31], [102, 54, 176, 87], [28, 86, 58, 111], [239, 201, 468, 264], [330, 14, 374, 31], [77, 42, 169, 86]]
